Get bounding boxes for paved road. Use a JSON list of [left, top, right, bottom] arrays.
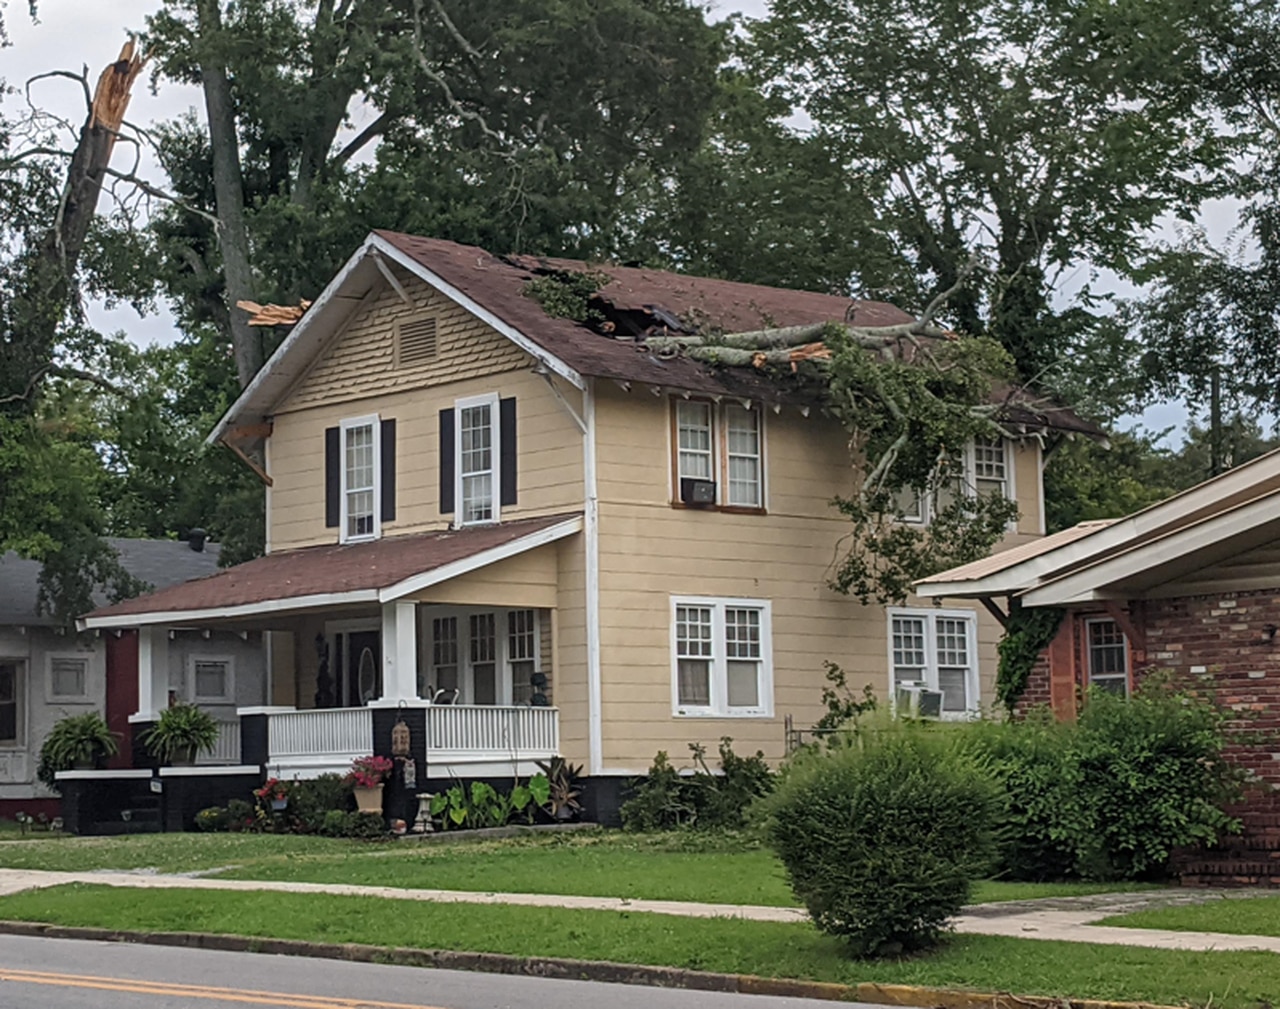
[[0, 934, 859, 1008]]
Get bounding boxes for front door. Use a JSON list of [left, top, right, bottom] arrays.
[[334, 630, 381, 707]]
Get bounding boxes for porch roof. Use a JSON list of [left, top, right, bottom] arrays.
[[78, 514, 582, 630]]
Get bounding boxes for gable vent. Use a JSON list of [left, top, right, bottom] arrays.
[[396, 316, 438, 367]]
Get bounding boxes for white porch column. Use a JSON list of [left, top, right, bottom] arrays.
[[372, 600, 422, 705], [130, 625, 170, 722]]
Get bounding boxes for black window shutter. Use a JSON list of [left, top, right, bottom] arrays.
[[380, 418, 396, 522], [438, 408, 455, 514], [324, 426, 340, 528], [500, 397, 517, 507]]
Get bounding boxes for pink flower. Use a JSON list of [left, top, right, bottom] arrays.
[[347, 755, 393, 788]]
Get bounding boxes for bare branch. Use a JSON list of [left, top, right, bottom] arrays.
[[99, 166, 221, 227], [0, 363, 123, 406]]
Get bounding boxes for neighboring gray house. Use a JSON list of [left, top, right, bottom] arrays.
[[0, 538, 267, 816]]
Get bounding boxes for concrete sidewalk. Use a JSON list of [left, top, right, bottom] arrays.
[[1, 868, 1278, 954]]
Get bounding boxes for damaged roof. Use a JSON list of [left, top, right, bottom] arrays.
[[211, 231, 1103, 444]]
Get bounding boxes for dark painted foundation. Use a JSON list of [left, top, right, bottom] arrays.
[[58, 771, 262, 836]]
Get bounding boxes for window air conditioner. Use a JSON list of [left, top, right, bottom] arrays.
[[680, 478, 717, 506], [896, 684, 943, 719]]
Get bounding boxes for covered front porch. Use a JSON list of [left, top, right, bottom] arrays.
[[82, 516, 581, 782]]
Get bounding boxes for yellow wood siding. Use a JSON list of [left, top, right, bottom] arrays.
[[268, 366, 584, 552], [554, 534, 589, 766], [590, 382, 1036, 771], [403, 544, 562, 609]]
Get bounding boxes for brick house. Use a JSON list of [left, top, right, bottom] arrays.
[[917, 451, 1280, 884]]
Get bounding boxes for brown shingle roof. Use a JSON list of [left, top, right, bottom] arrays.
[[376, 231, 1102, 435], [82, 514, 580, 624]]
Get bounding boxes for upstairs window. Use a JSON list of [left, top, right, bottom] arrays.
[[972, 437, 1010, 501], [343, 419, 377, 540], [325, 417, 395, 541], [672, 596, 772, 717], [671, 399, 765, 510], [888, 608, 979, 717], [458, 395, 497, 524], [676, 401, 714, 481], [1086, 618, 1129, 696], [895, 437, 1015, 526]]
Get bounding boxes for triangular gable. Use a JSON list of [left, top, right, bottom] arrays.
[[208, 233, 581, 446]]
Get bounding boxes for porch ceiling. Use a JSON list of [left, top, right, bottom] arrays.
[[78, 514, 582, 630]]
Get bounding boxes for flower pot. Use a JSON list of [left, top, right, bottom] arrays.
[[169, 745, 197, 767], [270, 797, 288, 812], [353, 784, 384, 815]]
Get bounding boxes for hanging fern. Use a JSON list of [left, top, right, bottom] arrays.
[[996, 607, 1065, 711]]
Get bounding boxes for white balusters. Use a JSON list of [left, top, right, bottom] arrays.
[[426, 705, 558, 758]]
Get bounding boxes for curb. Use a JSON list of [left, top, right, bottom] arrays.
[[0, 919, 1180, 1009]]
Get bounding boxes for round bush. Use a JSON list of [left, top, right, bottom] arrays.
[[760, 716, 999, 956]]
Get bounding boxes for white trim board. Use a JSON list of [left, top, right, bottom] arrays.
[[1022, 487, 1280, 607]]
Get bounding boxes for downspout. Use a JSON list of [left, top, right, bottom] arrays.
[[584, 379, 603, 776]]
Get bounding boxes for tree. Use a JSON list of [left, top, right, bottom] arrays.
[[746, 0, 1236, 387]]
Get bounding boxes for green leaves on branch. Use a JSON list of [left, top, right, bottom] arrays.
[[821, 328, 1021, 604], [995, 607, 1064, 711]]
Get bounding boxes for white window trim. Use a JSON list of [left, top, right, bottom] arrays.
[[724, 404, 766, 509], [338, 413, 381, 544], [188, 654, 236, 705], [45, 652, 92, 704], [454, 392, 501, 527], [423, 606, 543, 706], [670, 595, 774, 718], [671, 399, 768, 511], [886, 606, 980, 720], [1085, 617, 1130, 697]]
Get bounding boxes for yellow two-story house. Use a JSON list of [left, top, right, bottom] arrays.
[[82, 230, 1092, 819]]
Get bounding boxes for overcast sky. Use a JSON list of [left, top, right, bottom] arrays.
[[3, 0, 1195, 435]]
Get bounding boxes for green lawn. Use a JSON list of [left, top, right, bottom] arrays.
[[0, 884, 1274, 1007], [0, 830, 1163, 907], [1099, 895, 1280, 936]]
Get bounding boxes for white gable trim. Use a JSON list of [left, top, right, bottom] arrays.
[[79, 589, 383, 631], [380, 515, 583, 602], [1022, 488, 1280, 607], [368, 233, 583, 390]]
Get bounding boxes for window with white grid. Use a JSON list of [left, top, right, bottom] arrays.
[[725, 406, 762, 507], [508, 609, 538, 705], [673, 598, 772, 716], [887, 609, 979, 718], [972, 437, 1009, 501], [47, 655, 89, 701], [469, 612, 497, 705], [428, 616, 459, 698], [340, 417, 379, 542], [1087, 619, 1129, 696], [676, 401, 714, 482], [458, 398, 496, 525]]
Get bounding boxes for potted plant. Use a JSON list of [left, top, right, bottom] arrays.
[[254, 777, 290, 812], [36, 712, 120, 791], [536, 757, 585, 821], [142, 703, 220, 766], [346, 755, 393, 815]]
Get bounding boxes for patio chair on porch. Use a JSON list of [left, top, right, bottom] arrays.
[[432, 687, 459, 705]]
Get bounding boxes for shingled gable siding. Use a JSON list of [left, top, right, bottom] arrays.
[[265, 276, 585, 553], [588, 382, 1025, 770], [280, 274, 528, 411]]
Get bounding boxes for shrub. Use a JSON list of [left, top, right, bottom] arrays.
[[288, 774, 352, 833], [1068, 679, 1242, 879], [621, 739, 773, 832], [759, 715, 999, 956], [194, 806, 229, 832], [226, 798, 255, 832], [966, 714, 1078, 881], [142, 704, 219, 764], [320, 808, 349, 837]]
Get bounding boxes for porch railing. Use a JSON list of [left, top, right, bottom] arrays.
[[268, 707, 373, 772], [427, 705, 559, 757], [196, 720, 243, 766]]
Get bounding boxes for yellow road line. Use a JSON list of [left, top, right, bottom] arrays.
[[0, 967, 451, 1009]]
